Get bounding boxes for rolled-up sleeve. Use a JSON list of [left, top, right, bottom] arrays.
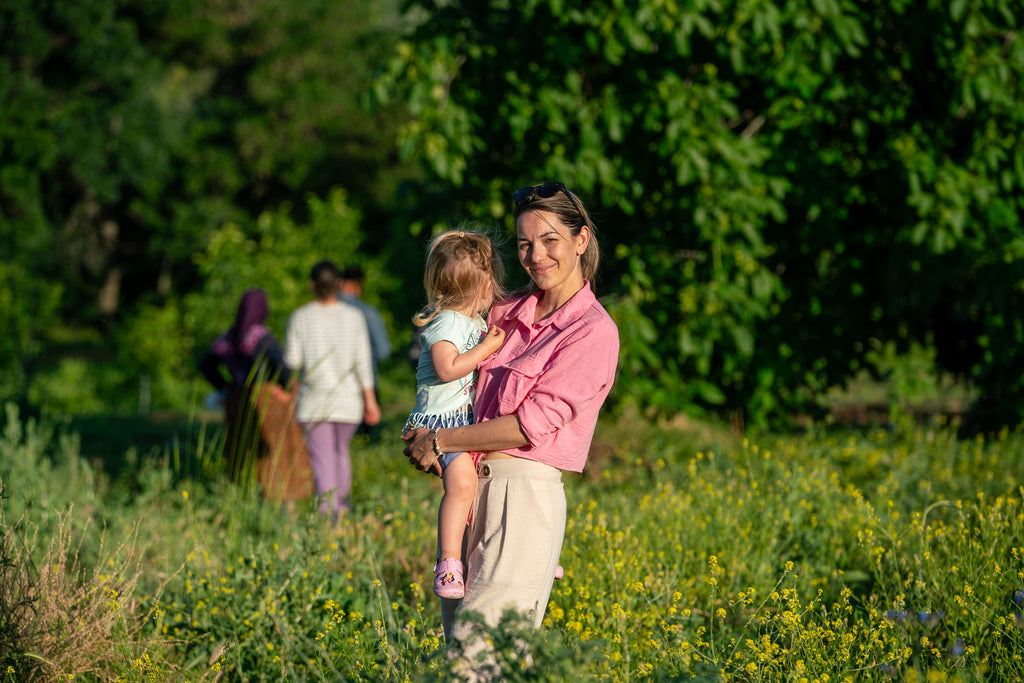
[[514, 328, 617, 450]]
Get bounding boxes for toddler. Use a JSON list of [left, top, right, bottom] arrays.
[[405, 230, 506, 598]]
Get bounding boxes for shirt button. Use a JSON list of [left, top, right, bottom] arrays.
[[480, 464, 491, 476]]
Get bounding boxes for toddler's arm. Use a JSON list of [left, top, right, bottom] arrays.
[[431, 326, 506, 382]]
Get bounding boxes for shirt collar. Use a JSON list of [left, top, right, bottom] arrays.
[[504, 282, 596, 331]]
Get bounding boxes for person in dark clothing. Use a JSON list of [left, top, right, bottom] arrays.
[[338, 265, 392, 379], [200, 289, 290, 393], [199, 288, 300, 487], [338, 264, 392, 440]]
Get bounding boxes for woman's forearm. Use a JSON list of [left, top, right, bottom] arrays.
[[403, 415, 532, 476], [436, 415, 531, 453]]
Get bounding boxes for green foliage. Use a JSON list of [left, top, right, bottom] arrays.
[[0, 404, 97, 527], [0, 0, 408, 318], [0, 263, 62, 406], [6, 0, 1022, 427], [117, 301, 196, 411], [26, 358, 130, 416], [0, 0, 182, 321], [184, 188, 374, 353], [1, 0, 412, 414], [376, 0, 1024, 429], [4, 0, 1023, 428], [753, 0, 1024, 432]]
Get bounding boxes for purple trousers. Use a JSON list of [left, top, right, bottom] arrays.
[[301, 421, 359, 519]]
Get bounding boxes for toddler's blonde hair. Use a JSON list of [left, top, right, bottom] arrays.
[[414, 230, 505, 326]]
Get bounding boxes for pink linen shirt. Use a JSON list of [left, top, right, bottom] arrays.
[[474, 284, 619, 472]]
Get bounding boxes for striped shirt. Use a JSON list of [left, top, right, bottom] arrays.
[[284, 300, 374, 423]]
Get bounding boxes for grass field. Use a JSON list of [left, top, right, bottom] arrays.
[[2, 396, 1022, 681]]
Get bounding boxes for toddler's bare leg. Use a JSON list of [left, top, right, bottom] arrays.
[[437, 453, 477, 560]]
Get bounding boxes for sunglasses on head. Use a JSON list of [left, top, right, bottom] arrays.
[[512, 181, 584, 219]]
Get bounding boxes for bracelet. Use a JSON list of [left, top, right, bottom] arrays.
[[429, 429, 445, 460]]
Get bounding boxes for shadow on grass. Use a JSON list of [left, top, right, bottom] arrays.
[[67, 410, 224, 481]]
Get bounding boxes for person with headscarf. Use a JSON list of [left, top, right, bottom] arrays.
[[199, 288, 295, 484]]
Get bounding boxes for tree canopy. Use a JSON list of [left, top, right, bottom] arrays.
[[2, 0, 1022, 430], [377, 0, 1024, 429], [1, 0, 408, 408]]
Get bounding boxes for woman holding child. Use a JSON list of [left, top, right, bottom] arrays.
[[402, 182, 619, 650]]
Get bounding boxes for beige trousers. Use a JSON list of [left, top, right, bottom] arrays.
[[442, 458, 566, 645]]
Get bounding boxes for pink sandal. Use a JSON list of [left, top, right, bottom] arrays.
[[433, 558, 465, 598]]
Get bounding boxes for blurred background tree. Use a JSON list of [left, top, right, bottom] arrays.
[[1, 0, 413, 414], [1, 0, 1021, 432]]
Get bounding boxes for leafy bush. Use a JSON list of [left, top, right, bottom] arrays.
[[26, 358, 133, 416], [0, 404, 98, 525], [184, 188, 372, 353], [0, 263, 62, 407]]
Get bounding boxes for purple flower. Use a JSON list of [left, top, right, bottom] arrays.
[[951, 638, 965, 657]]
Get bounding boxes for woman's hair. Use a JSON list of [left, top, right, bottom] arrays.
[[513, 184, 600, 287], [310, 260, 340, 300], [414, 229, 505, 326]]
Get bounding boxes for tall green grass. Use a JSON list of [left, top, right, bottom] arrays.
[[2, 404, 1022, 681]]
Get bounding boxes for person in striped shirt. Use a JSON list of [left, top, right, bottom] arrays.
[[285, 260, 381, 523]]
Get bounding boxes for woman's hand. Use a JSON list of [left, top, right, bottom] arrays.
[[401, 427, 443, 477], [362, 387, 382, 426], [364, 401, 381, 426]]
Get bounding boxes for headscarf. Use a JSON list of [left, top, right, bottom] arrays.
[[227, 288, 269, 354], [212, 289, 270, 384]]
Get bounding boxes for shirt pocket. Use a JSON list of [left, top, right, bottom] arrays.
[[498, 353, 548, 416]]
